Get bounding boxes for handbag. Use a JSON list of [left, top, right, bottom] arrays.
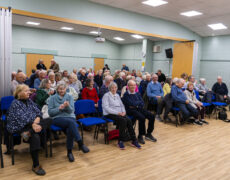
[[41, 105, 49, 119]]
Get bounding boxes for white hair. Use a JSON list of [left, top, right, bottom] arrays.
[[199, 78, 206, 82], [173, 77, 179, 84], [108, 82, 118, 91], [127, 80, 136, 86], [119, 72, 125, 78]]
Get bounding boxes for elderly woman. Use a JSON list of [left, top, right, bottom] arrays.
[[68, 73, 81, 94], [48, 72, 56, 91], [55, 72, 62, 83], [82, 79, 99, 107], [7, 85, 52, 175], [48, 82, 89, 162], [184, 83, 208, 125], [102, 82, 141, 150], [35, 79, 54, 109]]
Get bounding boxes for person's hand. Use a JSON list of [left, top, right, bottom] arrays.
[[118, 112, 123, 116], [63, 101, 69, 107], [156, 96, 161, 98], [185, 100, 189, 104], [95, 103, 98, 108], [49, 90, 54, 95], [32, 123, 42, 133], [224, 95, 227, 99], [30, 88, 36, 93], [121, 112, 126, 116], [59, 104, 65, 110], [196, 102, 202, 107]]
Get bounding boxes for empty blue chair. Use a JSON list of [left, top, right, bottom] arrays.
[[1, 96, 14, 122], [75, 100, 106, 143]]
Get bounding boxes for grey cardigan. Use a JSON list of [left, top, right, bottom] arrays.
[[184, 90, 200, 108], [102, 92, 126, 116]]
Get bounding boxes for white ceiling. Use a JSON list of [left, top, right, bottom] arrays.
[[12, 14, 163, 44], [90, 0, 230, 37]]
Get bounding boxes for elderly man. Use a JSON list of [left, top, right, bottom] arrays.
[[34, 70, 47, 89], [212, 76, 230, 103], [79, 69, 87, 86], [121, 64, 129, 71], [171, 78, 199, 124], [11, 72, 26, 94], [115, 72, 126, 92], [94, 70, 103, 88], [99, 75, 113, 98], [184, 75, 199, 91], [147, 74, 164, 121], [123, 80, 156, 144], [86, 73, 99, 93], [36, 59, 47, 70], [49, 59, 59, 73]]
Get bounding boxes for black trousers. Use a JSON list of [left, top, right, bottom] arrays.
[[21, 118, 52, 167], [127, 108, 155, 136], [105, 114, 136, 142]]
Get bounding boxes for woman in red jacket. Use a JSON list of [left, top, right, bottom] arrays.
[[81, 79, 99, 107]]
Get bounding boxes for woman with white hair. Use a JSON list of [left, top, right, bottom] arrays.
[[48, 82, 89, 162], [102, 82, 141, 150], [68, 73, 81, 94], [48, 72, 56, 91]]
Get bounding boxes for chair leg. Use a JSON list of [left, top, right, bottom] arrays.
[[44, 130, 48, 158], [80, 124, 84, 144], [10, 135, 14, 165], [49, 129, 53, 157], [0, 144, 3, 168]]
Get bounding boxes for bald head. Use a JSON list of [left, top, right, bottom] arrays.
[[176, 78, 185, 88], [217, 76, 222, 84], [128, 80, 136, 93], [152, 74, 158, 82], [16, 72, 26, 83]]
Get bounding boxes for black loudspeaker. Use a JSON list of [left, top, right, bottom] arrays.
[[165, 48, 173, 58]]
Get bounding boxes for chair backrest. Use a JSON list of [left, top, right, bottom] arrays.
[[138, 85, 143, 95], [0, 96, 14, 111], [74, 99, 96, 115], [194, 90, 200, 100], [98, 99, 103, 113]]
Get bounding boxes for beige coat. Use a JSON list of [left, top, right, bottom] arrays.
[[184, 90, 200, 109]]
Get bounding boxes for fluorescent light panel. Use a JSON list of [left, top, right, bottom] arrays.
[[208, 23, 227, 30], [142, 0, 168, 7], [180, 11, 203, 17], [113, 37, 125, 41], [61, 27, 74, 30], [131, 34, 144, 39], [90, 31, 99, 35], [26, 21, 40, 26]]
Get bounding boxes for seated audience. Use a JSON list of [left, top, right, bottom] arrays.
[[26, 70, 40, 88], [34, 70, 47, 90], [99, 75, 113, 98], [157, 69, 166, 83], [11, 72, 26, 94], [48, 82, 89, 162], [102, 82, 141, 149], [68, 73, 80, 94], [212, 76, 230, 103], [115, 72, 126, 92], [49, 59, 59, 73], [171, 79, 199, 124], [121, 64, 129, 71], [82, 79, 99, 107], [163, 78, 172, 96], [197, 78, 209, 95], [147, 74, 164, 121], [103, 64, 110, 72], [121, 75, 138, 98], [36, 59, 47, 70], [7, 85, 52, 175], [184, 75, 199, 91], [35, 79, 54, 109], [123, 80, 156, 144], [79, 69, 87, 86], [140, 73, 151, 96], [94, 70, 103, 88], [48, 72, 56, 91], [61, 79, 79, 101], [184, 83, 208, 125]]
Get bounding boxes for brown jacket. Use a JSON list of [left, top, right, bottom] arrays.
[[50, 63, 60, 73]]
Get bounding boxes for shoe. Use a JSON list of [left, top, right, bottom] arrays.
[[145, 134, 157, 142], [156, 115, 163, 122], [32, 165, 46, 176], [193, 119, 203, 126], [163, 117, 172, 122], [67, 152, 75, 162], [200, 119, 209, 124], [80, 145, 90, 153], [138, 135, 145, 144], [118, 141, 125, 150], [131, 140, 141, 149], [21, 131, 30, 142]]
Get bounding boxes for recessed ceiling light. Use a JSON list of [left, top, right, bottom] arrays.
[[61, 27, 74, 31], [142, 0, 168, 7], [180, 11, 203, 17], [208, 23, 227, 30], [113, 37, 125, 41], [90, 31, 99, 35], [26, 21, 40, 26], [131, 34, 144, 39]]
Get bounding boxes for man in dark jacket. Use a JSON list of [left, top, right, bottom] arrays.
[[123, 80, 156, 144], [157, 69, 166, 83], [94, 70, 103, 88], [36, 59, 47, 70], [140, 74, 151, 96], [212, 76, 230, 103], [115, 72, 126, 92]]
